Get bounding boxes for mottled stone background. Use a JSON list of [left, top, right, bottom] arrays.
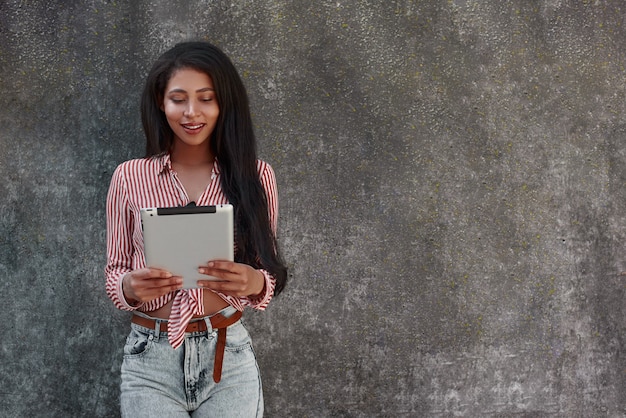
[[0, 1, 624, 417]]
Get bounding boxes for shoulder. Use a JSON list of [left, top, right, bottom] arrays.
[[114, 156, 162, 177], [256, 160, 278, 197], [256, 159, 277, 186], [256, 159, 275, 177]]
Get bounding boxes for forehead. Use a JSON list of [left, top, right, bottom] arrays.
[[165, 68, 214, 91]]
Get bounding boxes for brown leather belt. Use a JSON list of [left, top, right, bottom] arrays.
[[131, 310, 243, 383]]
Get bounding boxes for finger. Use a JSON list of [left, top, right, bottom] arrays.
[[198, 278, 230, 289], [203, 260, 240, 273], [199, 279, 246, 295], [136, 278, 183, 300], [146, 275, 183, 290], [133, 268, 173, 281], [159, 278, 184, 294], [145, 268, 174, 279], [198, 266, 241, 282], [135, 276, 183, 294]]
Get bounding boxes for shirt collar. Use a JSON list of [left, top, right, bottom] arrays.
[[154, 153, 172, 176], [154, 153, 221, 176]]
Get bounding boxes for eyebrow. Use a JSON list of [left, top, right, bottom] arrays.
[[167, 87, 215, 94]]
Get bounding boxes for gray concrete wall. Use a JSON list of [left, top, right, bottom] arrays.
[[1, 1, 624, 417]]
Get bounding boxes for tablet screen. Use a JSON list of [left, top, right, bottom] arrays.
[[141, 204, 234, 288]]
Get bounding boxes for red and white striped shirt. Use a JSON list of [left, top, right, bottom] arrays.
[[105, 153, 278, 349]]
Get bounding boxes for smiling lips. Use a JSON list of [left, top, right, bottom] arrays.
[[182, 123, 206, 133]]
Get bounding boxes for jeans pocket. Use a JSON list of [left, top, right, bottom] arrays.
[[124, 327, 153, 358], [224, 322, 253, 353]]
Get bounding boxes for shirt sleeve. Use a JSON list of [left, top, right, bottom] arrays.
[[239, 161, 279, 310], [104, 164, 144, 311]]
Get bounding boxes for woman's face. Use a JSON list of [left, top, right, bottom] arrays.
[[161, 67, 220, 150]]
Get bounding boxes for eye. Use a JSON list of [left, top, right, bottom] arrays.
[[167, 94, 186, 103]]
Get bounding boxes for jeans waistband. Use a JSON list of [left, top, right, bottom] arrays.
[[132, 305, 238, 325]]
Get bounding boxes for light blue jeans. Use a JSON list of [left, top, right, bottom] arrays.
[[120, 307, 263, 417]]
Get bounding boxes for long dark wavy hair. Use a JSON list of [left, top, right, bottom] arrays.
[[140, 41, 287, 295]]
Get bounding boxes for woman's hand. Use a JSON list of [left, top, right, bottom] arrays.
[[122, 268, 183, 305], [197, 261, 265, 298]]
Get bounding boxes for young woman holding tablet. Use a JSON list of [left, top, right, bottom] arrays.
[[105, 41, 287, 417]]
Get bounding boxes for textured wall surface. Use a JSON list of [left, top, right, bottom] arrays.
[[1, 1, 624, 417]]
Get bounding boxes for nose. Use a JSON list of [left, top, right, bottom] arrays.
[[183, 102, 199, 118]]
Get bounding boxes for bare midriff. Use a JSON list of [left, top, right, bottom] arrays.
[[142, 290, 229, 319]]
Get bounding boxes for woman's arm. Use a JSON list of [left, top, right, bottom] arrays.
[[197, 161, 279, 309], [105, 164, 183, 308], [105, 164, 143, 310], [247, 161, 279, 307]]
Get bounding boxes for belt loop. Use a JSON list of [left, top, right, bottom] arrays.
[[203, 318, 213, 340], [153, 320, 161, 342]]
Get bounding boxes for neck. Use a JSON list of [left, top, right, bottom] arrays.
[[171, 141, 213, 167]]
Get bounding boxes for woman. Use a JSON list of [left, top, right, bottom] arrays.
[[105, 41, 287, 417]]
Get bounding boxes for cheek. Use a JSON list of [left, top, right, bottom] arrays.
[[162, 102, 179, 118], [162, 105, 182, 127], [208, 104, 220, 120]]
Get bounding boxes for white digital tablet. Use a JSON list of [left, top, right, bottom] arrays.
[[141, 204, 234, 289]]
